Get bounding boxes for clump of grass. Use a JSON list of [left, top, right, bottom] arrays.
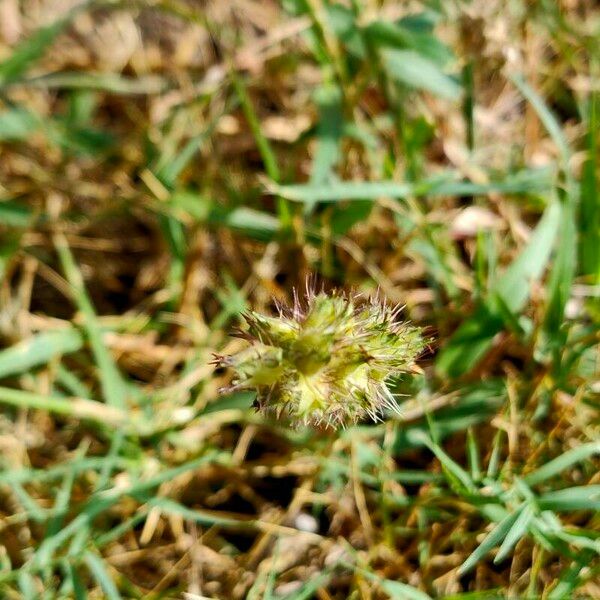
[[218, 286, 424, 427], [0, 0, 599, 598]]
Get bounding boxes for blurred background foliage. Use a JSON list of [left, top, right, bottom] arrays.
[[0, 0, 598, 598]]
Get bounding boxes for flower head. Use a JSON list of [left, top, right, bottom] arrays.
[[217, 287, 424, 428]]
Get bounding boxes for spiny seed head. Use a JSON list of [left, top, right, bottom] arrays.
[[217, 288, 425, 429]]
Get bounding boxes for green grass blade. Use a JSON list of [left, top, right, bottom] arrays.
[[17, 570, 38, 600], [494, 504, 535, 564], [383, 49, 462, 100], [0, 11, 79, 86], [0, 329, 83, 380], [273, 169, 552, 203], [60, 560, 88, 600], [466, 427, 482, 481], [579, 91, 599, 282], [510, 74, 570, 168], [378, 579, 433, 600], [537, 485, 600, 511], [458, 507, 523, 575], [524, 442, 600, 486], [541, 196, 577, 344], [0, 107, 40, 141], [310, 84, 344, 186], [437, 200, 561, 377], [283, 569, 334, 600], [417, 434, 477, 493], [83, 552, 121, 600], [0, 386, 126, 426], [352, 563, 433, 600], [54, 235, 127, 409], [0, 199, 34, 227], [12, 481, 47, 522]]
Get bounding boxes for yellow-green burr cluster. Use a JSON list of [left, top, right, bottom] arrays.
[[218, 289, 424, 428]]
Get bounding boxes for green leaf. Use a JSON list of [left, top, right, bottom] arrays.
[[495, 200, 561, 313], [579, 92, 599, 282], [458, 507, 523, 575], [436, 200, 562, 377], [0, 329, 83, 380], [210, 206, 280, 240], [365, 20, 453, 66], [21, 71, 167, 94], [0, 200, 34, 227], [0, 107, 39, 141], [510, 75, 570, 168], [310, 85, 344, 187], [146, 497, 256, 529], [273, 169, 552, 204], [378, 580, 433, 600], [84, 552, 122, 600], [538, 485, 600, 512], [509, 77, 578, 350], [282, 569, 334, 600], [394, 380, 507, 452], [357, 566, 432, 600], [383, 49, 462, 100], [0, 386, 126, 426], [418, 434, 477, 494], [17, 570, 38, 600], [494, 504, 535, 563], [55, 236, 128, 409], [524, 442, 600, 486], [0, 11, 79, 86]]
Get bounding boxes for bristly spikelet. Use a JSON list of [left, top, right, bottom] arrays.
[[217, 287, 425, 429]]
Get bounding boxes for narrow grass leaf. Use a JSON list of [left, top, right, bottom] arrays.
[[494, 200, 561, 312], [0, 386, 126, 426], [417, 434, 477, 493], [579, 92, 599, 281], [231, 69, 290, 227], [45, 455, 80, 538], [310, 84, 343, 186], [365, 20, 452, 66], [355, 565, 432, 600], [55, 364, 92, 398], [273, 169, 551, 204], [0, 329, 83, 380], [94, 512, 149, 549], [437, 200, 561, 377], [0, 200, 34, 227], [383, 49, 461, 100], [146, 497, 254, 529], [0, 107, 40, 141], [0, 456, 133, 486], [494, 503, 534, 563], [548, 557, 595, 600], [0, 13, 77, 86], [18, 71, 167, 94], [84, 552, 121, 600], [17, 570, 37, 600], [458, 507, 523, 575], [510, 74, 570, 168], [12, 482, 47, 522], [61, 560, 87, 600], [537, 485, 600, 511], [467, 427, 482, 481], [274, 180, 414, 202], [55, 235, 127, 409], [524, 442, 600, 486], [284, 569, 334, 600], [378, 580, 433, 600]]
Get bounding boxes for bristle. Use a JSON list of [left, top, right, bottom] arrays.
[[218, 282, 424, 428]]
